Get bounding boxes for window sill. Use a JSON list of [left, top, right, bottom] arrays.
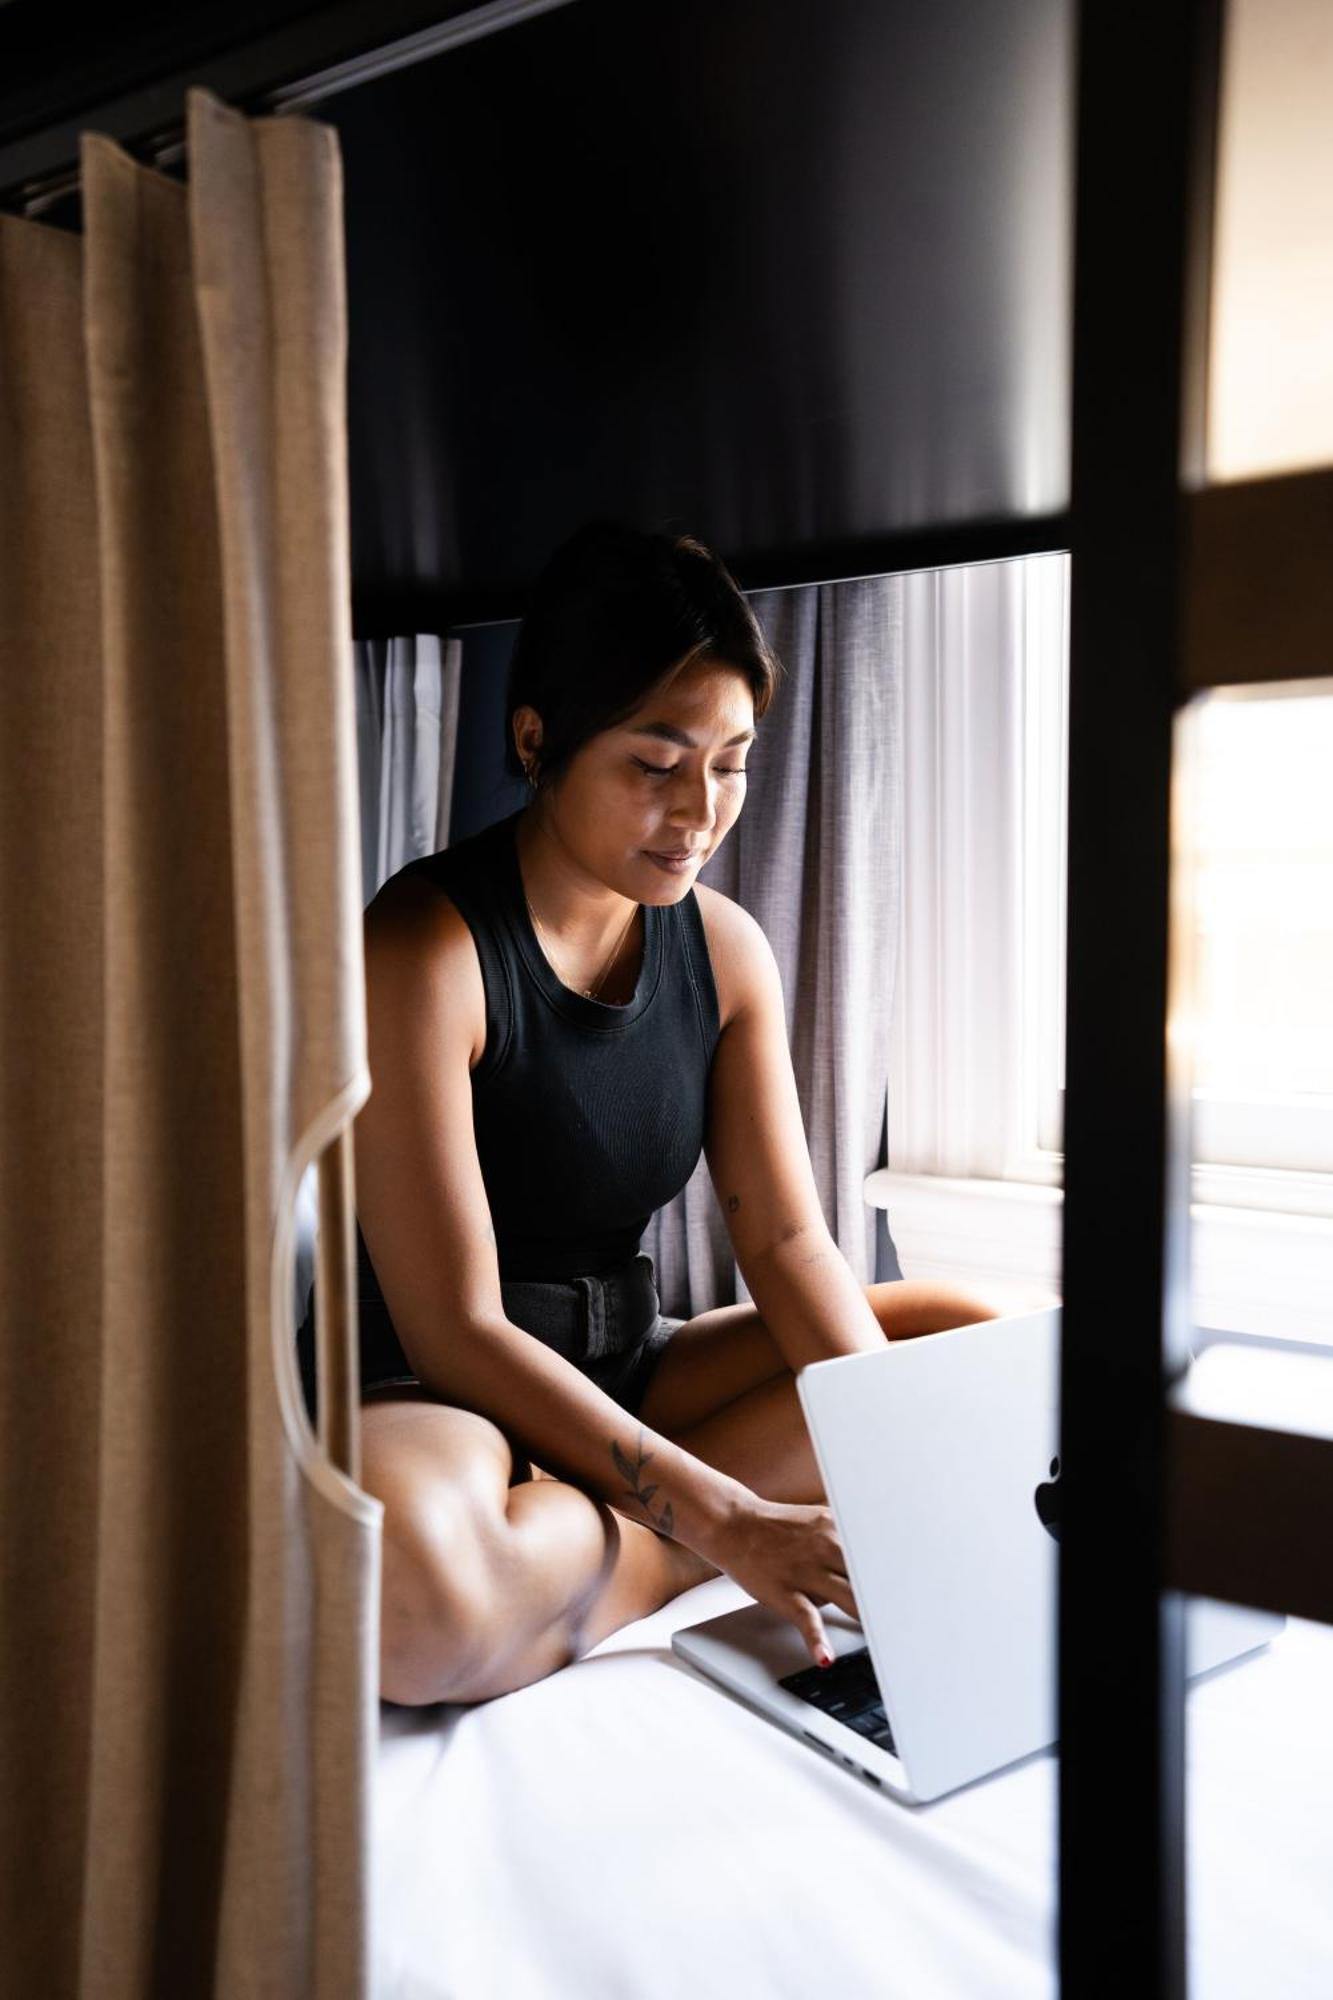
[[866, 1168, 1333, 1345], [865, 1171, 1061, 1314]]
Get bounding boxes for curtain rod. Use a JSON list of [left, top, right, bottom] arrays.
[[444, 543, 1076, 632], [8, 0, 580, 217]]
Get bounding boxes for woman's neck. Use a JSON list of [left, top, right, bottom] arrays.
[[513, 802, 640, 961]]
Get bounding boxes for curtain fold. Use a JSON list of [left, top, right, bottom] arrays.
[[0, 86, 380, 1999], [643, 576, 905, 1317], [355, 633, 462, 902], [0, 153, 106, 2000]]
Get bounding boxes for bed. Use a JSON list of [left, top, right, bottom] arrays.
[[372, 1575, 1333, 1999]]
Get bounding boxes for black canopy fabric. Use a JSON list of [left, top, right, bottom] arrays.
[[331, 0, 1072, 629], [2, 0, 1072, 627]]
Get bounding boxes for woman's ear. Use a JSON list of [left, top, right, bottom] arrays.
[[512, 705, 544, 773]]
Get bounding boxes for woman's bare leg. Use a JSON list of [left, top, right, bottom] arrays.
[[636, 1277, 1006, 1503], [364, 1282, 1001, 1706], [665, 1367, 825, 1504], [504, 1479, 718, 1668], [363, 1397, 713, 1706]]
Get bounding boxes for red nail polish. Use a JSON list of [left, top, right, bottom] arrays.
[[817, 1648, 833, 1668]]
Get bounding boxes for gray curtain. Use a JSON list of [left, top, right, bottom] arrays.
[[354, 632, 462, 902], [319, 594, 902, 1329], [644, 576, 904, 1318], [293, 636, 463, 1327]]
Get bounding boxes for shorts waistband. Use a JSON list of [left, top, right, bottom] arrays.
[[499, 1253, 659, 1365]]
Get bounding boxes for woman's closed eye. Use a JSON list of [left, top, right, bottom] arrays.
[[632, 758, 748, 779]]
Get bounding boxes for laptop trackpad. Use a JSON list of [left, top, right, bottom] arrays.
[[673, 1599, 868, 1690]]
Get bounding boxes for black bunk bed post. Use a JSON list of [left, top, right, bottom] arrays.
[[1060, 3, 1221, 1994]]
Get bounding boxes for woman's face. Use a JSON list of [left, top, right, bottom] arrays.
[[532, 656, 756, 901]]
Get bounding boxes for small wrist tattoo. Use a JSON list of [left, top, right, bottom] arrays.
[[611, 1427, 675, 1538]]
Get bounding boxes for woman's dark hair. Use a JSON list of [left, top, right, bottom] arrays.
[[504, 521, 783, 789]]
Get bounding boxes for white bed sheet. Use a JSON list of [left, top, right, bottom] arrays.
[[373, 1577, 1333, 2000]]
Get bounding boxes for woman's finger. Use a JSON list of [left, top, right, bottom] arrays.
[[790, 1592, 832, 1667], [819, 1529, 849, 1569], [819, 1572, 862, 1625]]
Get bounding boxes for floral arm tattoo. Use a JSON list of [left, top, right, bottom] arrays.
[[611, 1428, 674, 1538]]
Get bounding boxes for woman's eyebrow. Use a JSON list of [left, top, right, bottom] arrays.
[[629, 723, 757, 748]]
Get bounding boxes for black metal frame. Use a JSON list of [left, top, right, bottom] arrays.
[[1059, 6, 1215, 1990], [9, 6, 1331, 1995], [1064, 5, 1333, 1994], [352, 511, 1074, 638]]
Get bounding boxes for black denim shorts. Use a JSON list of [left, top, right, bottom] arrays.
[[295, 1251, 682, 1434]]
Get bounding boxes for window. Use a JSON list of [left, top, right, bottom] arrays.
[[875, 570, 1333, 1342], [888, 550, 1069, 1186], [1179, 687, 1333, 1187], [876, 552, 1068, 1312]]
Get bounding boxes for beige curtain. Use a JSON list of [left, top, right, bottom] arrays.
[[0, 86, 381, 1998]]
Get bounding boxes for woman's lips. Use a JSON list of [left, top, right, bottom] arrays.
[[644, 849, 702, 874]]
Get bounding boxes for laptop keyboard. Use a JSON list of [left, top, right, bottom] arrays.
[[778, 1646, 897, 1755]]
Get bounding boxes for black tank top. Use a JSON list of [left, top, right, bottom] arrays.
[[354, 806, 722, 1297]]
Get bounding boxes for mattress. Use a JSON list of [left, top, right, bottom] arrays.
[[373, 1578, 1333, 1999]]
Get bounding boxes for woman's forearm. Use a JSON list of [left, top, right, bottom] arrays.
[[409, 1313, 749, 1554], [740, 1229, 889, 1372]]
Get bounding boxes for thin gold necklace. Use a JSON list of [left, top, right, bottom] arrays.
[[524, 892, 639, 1001]]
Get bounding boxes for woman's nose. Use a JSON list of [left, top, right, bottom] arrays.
[[670, 772, 719, 831]]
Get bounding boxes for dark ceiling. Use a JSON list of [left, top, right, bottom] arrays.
[[6, 0, 1074, 630], [0, 2, 337, 139], [330, 0, 1073, 629]]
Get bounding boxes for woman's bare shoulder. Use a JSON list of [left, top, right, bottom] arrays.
[[363, 865, 486, 1070], [691, 881, 775, 1033]]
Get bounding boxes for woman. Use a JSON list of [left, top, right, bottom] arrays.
[[298, 522, 996, 1706]]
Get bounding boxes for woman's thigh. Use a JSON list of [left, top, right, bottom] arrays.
[[360, 1381, 549, 1482], [357, 1394, 519, 1624], [636, 1276, 1002, 1439], [635, 1302, 789, 1438], [358, 1393, 522, 1578], [358, 1386, 524, 1489]]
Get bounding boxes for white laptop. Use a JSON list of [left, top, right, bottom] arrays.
[[672, 1308, 1283, 1806]]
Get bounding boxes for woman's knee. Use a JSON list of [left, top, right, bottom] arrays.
[[868, 1277, 1003, 1339], [359, 1404, 525, 1705], [379, 1506, 511, 1706]]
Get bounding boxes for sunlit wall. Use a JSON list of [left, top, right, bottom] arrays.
[[1207, 0, 1333, 479]]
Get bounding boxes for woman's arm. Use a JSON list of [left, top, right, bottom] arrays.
[[697, 889, 889, 1371], [352, 877, 747, 1555]]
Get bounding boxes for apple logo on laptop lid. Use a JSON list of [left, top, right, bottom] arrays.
[[1034, 1456, 1061, 1541]]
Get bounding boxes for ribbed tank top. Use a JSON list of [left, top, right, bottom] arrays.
[[353, 806, 722, 1299]]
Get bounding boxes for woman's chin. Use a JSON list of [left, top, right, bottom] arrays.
[[635, 863, 700, 901]]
